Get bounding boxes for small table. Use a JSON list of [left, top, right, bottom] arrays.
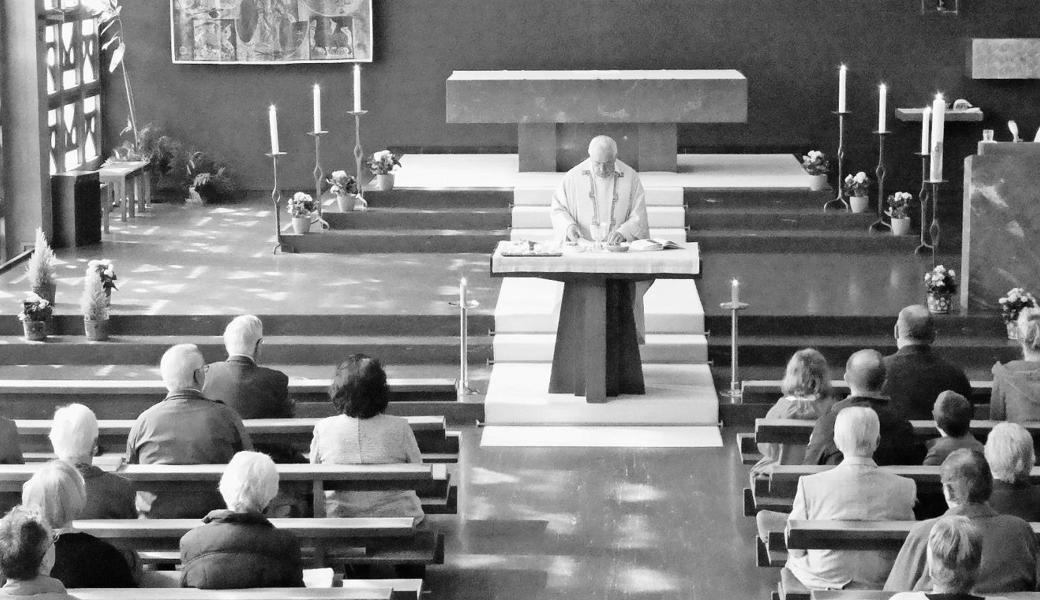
[[490, 242, 700, 403], [99, 160, 150, 226]]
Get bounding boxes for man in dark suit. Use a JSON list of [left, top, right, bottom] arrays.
[[804, 349, 923, 466], [882, 305, 972, 420]]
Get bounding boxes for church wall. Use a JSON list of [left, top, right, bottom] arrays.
[[107, 1, 1040, 196]]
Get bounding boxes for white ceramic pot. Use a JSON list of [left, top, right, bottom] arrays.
[[849, 196, 869, 213], [375, 173, 395, 191], [336, 194, 358, 212], [84, 318, 109, 342], [808, 174, 827, 192], [291, 216, 311, 234], [890, 217, 911, 236]]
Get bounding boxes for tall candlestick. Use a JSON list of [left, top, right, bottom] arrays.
[[838, 64, 847, 112], [268, 105, 279, 154], [920, 106, 931, 155], [312, 84, 322, 132], [929, 94, 945, 181], [731, 279, 739, 304], [877, 84, 887, 132], [353, 64, 362, 112]]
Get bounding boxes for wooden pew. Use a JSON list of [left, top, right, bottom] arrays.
[[754, 418, 1040, 446], [68, 589, 395, 600], [765, 464, 1040, 498], [741, 379, 993, 409], [786, 519, 1040, 551], [811, 590, 1040, 600]]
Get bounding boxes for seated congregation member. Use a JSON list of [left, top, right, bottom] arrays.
[[126, 344, 252, 518], [0, 507, 73, 600], [48, 403, 135, 519], [783, 407, 917, 590], [883, 305, 972, 420], [179, 451, 303, 589], [21, 461, 135, 588], [990, 307, 1040, 421], [0, 417, 21, 465], [884, 449, 1038, 594], [984, 421, 1040, 521], [804, 349, 921, 466], [751, 348, 834, 478], [923, 392, 983, 466], [310, 354, 424, 522], [889, 515, 984, 600]]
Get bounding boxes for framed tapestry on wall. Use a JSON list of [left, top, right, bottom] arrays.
[[170, 0, 373, 64]]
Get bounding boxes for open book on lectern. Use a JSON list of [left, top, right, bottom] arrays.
[[629, 239, 680, 252]]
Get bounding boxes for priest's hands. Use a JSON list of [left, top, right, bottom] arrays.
[[566, 224, 582, 242], [606, 231, 626, 245]]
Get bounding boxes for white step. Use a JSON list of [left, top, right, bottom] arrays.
[[493, 333, 708, 364], [513, 178, 684, 207], [510, 227, 688, 243], [510, 205, 686, 229]]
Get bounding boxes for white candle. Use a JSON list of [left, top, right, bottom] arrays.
[[353, 64, 362, 112], [731, 279, 739, 304], [877, 84, 887, 132], [460, 277, 468, 305], [838, 65, 847, 112], [929, 94, 946, 181], [920, 106, 931, 155], [313, 84, 322, 132], [268, 105, 279, 154]]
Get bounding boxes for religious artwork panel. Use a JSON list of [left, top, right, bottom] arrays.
[[170, 0, 373, 64]]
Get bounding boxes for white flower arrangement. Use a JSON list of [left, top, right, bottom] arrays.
[[367, 150, 401, 175], [843, 172, 871, 197], [801, 150, 829, 175], [886, 191, 914, 219], [999, 287, 1037, 324], [924, 264, 957, 294], [287, 192, 316, 218]]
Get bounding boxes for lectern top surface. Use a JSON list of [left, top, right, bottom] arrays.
[[448, 69, 745, 81], [491, 241, 700, 277]]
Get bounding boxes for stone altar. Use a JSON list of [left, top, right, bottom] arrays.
[[446, 70, 748, 172]]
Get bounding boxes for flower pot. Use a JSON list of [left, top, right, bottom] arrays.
[[22, 320, 47, 342], [336, 194, 359, 212], [1008, 321, 1021, 340], [807, 174, 827, 192], [374, 173, 395, 191], [84, 318, 109, 342], [927, 292, 952, 315], [32, 282, 56, 305], [890, 217, 911, 236], [849, 196, 869, 213], [291, 216, 311, 234]]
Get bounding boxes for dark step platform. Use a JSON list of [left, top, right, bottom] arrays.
[[282, 228, 507, 254], [688, 207, 876, 231], [324, 207, 512, 230], [691, 229, 927, 253], [703, 314, 1005, 338], [361, 189, 511, 209], [684, 188, 834, 209]]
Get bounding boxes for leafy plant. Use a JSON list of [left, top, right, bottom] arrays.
[[801, 150, 829, 175], [924, 265, 957, 295], [367, 150, 402, 175], [25, 229, 56, 290], [18, 293, 52, 323], [843, 172, 870, 197], [287, 192, 316, 218], [88, 259, 117, 293], [886, 192, 913, 219], [187, 151, 238, 203], [80, 273, 109, 321], [999, 288, 1037, 325], [328, 170, 360, 195]]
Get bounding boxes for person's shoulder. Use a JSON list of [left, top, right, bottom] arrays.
[[257, 365, 289, 384]]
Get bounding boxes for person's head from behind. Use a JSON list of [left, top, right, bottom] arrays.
[[0, 507, 54, 582], [160, 343, 205, 393], [940, 449, 992, 509], [587, 135, 618, 178], [895, 304, 936, 347], [49, 403, 98, 465], [843, 349, 886, 395], [833, 406, 880, 460], [223, 315, 263, 360], [329, 354, 389, 419], [1017, 307, 1040, 360], [781, 348, 832, 401], [926, 515, 982, 594], [984, 421, 1035, 485], [21, 460, 85, 530], [932, 391, 973, 439], [219, 451, 279, 514]]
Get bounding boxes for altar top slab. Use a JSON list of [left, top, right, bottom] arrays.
[[448, 69, 746, 81]]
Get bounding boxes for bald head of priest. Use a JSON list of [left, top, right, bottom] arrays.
[[550, 135, 650, 245]]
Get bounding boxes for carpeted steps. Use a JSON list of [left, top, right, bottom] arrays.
[[282, 227, 509, 254]]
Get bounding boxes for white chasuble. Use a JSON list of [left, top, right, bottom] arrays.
[[550, 158, 650, 242]]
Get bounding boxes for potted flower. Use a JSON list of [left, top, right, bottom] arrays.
[[87, 259, 117, 306], [999, 287, 1037, 340], [843, 172, 871, 213], [801, 150, 829, 191], [367, 150, 402, 191], [25, 229, 57, 304], [328, 170, 364, 212], [18, 293, 52, 342], [80, 273, 109, 342], [287, 192, 316, 234], [886, 192, 913, 236], [924, 265, 957, 314]]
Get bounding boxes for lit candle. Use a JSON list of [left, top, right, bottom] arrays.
[[312, 84, 322, 132], [460, 277, 468, 306], [838, 64, 847, 112], [353, 64, 362, 112], [877, 83, 887, 132], [268, 104, 279, 154], [731, 279, 739, 304], [929, 94, 945, 182], [920, 106, 931, 155]]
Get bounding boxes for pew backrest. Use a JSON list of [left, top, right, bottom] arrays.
[[755, 418, 1040, 446], [787, 519, 1040, 551]]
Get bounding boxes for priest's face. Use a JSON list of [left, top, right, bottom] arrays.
[[589, 145, 617, 178]]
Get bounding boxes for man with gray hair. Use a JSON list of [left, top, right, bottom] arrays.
[[203, 315, 293, 420], [984, 421, 1040, 521], [50, 403, 135, 519], [126, 344, 252, 518]]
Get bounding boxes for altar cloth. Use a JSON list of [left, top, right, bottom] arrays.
[[490, 241, 700, 277]]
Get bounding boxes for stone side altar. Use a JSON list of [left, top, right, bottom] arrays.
[[961, 142, 1040, 311], [445, 70, 748, 172]]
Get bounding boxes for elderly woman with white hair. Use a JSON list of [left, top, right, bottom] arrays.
[[0, 506, 73, 599], [21, 460, 136, 588], [179, 451, 303, 589], [991, 308, 1040, 421], [984, 421, 1040, 521], [889, 515, 984, 600], [48, 403, 135, 519]]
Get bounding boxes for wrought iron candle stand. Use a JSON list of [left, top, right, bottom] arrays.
[[824, 111, 850, 211], [914, 152, 933, 255], [926, 179, 946, 259], [266, 151, 294, 254], [719, 298, 750, 402], [348, 110, 369, 206], [307, 130, 330, 230], [869, 131, 891, 233]]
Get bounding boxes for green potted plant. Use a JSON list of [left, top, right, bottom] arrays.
[[843, 172, 871, 213], [999, 288, 1037, 340], [25, 229, 57, 304], [287, 192, 316, 234], [924, 264, 957, 315], [81, 271, 110, 342], [18, 293, 52, 342], [186, 151, 238, 204], [328, 170, 363, 212], [886, 192, 913, 236], [87, 259, 117, 306], [367, 150, 402, 191], [801, 150, 829, 191]]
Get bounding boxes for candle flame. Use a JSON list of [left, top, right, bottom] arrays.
[[732, 279, 738, 285], [935, 92, 944, 100]]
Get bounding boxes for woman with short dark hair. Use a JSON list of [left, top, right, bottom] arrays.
[[0, 506, 74, 599], [310, 355, 424, 521]]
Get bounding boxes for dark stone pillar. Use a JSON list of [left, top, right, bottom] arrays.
[[517, 124, 556, 172]]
